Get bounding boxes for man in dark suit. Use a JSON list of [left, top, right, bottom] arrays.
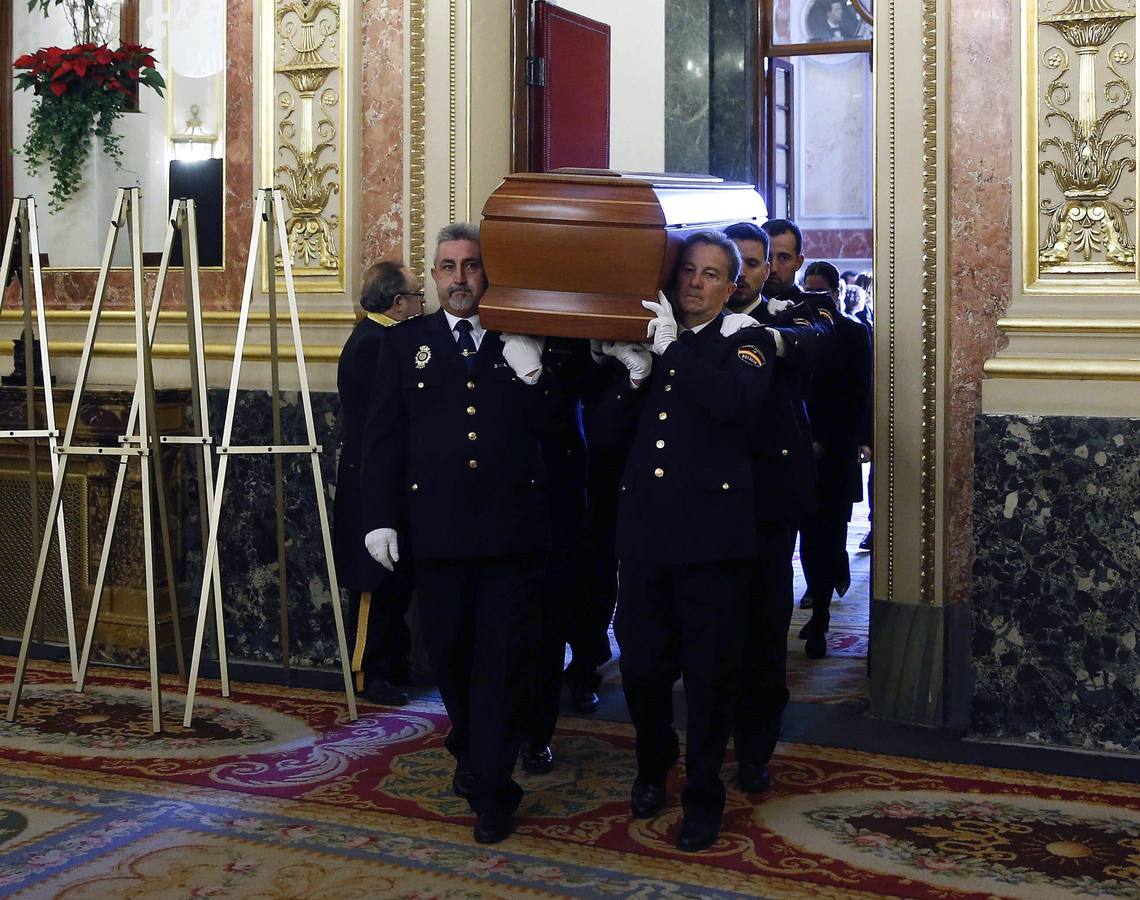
[[799, 261, 872, 658], [592, 231, 775, 852], [362, 223, 549, 844], [334, 261, 424, 706], [723, 220, 831, 794]]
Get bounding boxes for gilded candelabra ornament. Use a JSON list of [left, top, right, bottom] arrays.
[[1038, 0, 1138, 272], [272, 0, 342, 274]]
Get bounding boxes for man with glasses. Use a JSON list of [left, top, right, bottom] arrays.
[[333, 261, 424, 707]]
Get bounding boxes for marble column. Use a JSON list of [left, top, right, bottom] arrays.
[[664, 0, 710, 175]]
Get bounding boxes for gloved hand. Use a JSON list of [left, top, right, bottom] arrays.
[[600, 341, 653, 385], [642, 291, 678, 355], [500, 333, 545, 384], [720, 313, 761, 336], [765, 326, 787, 357], [589, 339, 607, 365], [767, 296, 793, 315], [364, 528, 400, 572]]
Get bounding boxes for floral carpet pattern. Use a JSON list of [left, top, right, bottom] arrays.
[[1, 658, 1138, 898]]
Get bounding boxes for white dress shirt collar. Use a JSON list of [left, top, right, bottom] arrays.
[[443, 310, 485, 349]]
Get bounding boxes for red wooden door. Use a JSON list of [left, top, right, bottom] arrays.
[[530, 2, 610, 172]]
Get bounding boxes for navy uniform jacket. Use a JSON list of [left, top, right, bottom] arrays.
[[807, 305, 873, 512], [592, 315, 776, 565], [361, 309, 550, 559], [334, 316, 405, 591], [748, 285, 836, 523]]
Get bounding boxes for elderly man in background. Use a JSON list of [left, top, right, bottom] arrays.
[[333, 261, 424, 707]]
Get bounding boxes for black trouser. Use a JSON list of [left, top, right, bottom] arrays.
[[799, 507, 852, 632], [417, 555, 540, 817], [734, 522, 796, 769], [526, 545, 579, 746], [348, 585, 412, 686], [615, 559, 749, 823]]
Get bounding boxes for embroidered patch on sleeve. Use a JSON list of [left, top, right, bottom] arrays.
[[818, 308, 835, 323], [737, 345, 766, 368], [792, 317, 812, 327]]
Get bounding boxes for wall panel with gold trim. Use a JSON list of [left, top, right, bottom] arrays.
[[987, 0, 1140, 414]]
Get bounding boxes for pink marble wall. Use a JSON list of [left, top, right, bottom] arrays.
[[31, 0, 407, 312], [946, 1, 1013, 604], [803, 228, 873, 261], [360, 1, 406, 280], [37, 0, 254, 311]]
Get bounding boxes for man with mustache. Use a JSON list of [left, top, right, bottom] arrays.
[[361, 223, 549, 845]]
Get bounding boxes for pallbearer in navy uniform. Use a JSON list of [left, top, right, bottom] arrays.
[[333, 261, 424, 707], [362, 223, 550, 845], [723, 220, 828, 795], [591, 231, 775, 852]]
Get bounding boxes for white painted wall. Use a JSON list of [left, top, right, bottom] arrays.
[[555, 0, 666, 172]]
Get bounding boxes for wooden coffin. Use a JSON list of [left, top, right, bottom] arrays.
[[478, 169, 767, 341]]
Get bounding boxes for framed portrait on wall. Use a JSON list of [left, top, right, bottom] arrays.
[[804, 0, 868, 42]]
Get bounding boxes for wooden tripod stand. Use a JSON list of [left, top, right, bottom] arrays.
[[182, 187, 357, 727], [0, 196, 77, 682]]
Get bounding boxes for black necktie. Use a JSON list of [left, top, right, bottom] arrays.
[[454, 318, 477, 370]]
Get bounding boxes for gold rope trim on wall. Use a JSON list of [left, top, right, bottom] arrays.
[[920, 0, 939, 606], [409, 0, 427, 278], [883, 0, 897, 602], [448, 0, 458, 224]]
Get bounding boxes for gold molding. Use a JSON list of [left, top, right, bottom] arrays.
[[39, 342, 342, 363], [409, 0, 427, 277], [0, 310, 356, 325], [260, 0, 349, 293], [920, 0, 939, 606], [449, 0, 458, 224], [997, 316, 1140, 333], [984, 356, 1140, 379], [879, 0, 898, 601]]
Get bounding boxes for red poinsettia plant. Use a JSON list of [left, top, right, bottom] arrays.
[[13, 43, 165, 211]]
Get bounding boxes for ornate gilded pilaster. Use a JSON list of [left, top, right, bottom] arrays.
[[1037, 0, 1136, 275], [261, 0, 348, 293], [986, 0, 1140, 414]]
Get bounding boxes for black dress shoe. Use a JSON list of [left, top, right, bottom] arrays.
[[858, 531, 872, 551], [361, 678, 410, 706], [570, 683, 600, 714], [805, 630, 827, 659], [676, 816, 720, 852], [520, 743, 554, 774], [737, 763, 771, 793], [798, 592, 814, 609], [630, 781, 667, 818], [797, 620, 815, 640], [473, 811, 512, 844], [451, 766, 476, 799]]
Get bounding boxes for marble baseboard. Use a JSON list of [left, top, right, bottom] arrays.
[[972, 414, 1140, 754], [179, 388, 345, 669]]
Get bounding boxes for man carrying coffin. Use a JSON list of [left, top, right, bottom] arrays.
[[590, 231, 775, 852], [361, 223, 549, 845]]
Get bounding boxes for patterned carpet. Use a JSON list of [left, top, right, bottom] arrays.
[[2, 659, 1139, 898]]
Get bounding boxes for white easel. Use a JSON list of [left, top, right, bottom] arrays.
[[182, 187, 357, 727], [7, 187, 180, 732], [0, 196, 78, 682]]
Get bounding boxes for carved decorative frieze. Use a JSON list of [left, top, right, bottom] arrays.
[[262, 0, 347, 292], [1034, 0, 1138, 277]]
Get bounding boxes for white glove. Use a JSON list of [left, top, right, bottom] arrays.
[[767, 296, 793, 316], [364, 528, 400, 572], [589, 339, 607, 365], [642, 291, 678, 355], [720, 313, 761, 337], [500, 333, 545, 384], [601, 341, 653, 385], [766, 326, 786, 357]]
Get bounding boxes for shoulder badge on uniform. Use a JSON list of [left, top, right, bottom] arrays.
[[737, 344, 766, 368], [414, 345, 432, 369], [792, 317, 812, 327], [819, 308, 835, 323]]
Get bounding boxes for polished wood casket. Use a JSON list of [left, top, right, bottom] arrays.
[[478, 169, 767, 341]]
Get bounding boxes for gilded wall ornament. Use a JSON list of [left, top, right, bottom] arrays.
[[266, 0, 344, 285], [1038, 0, 1138, 272]]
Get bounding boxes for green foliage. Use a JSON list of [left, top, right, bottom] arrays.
[[21, 88, 125, 212]]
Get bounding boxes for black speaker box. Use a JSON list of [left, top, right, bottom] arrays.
[[168, 158, 224, 267]]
